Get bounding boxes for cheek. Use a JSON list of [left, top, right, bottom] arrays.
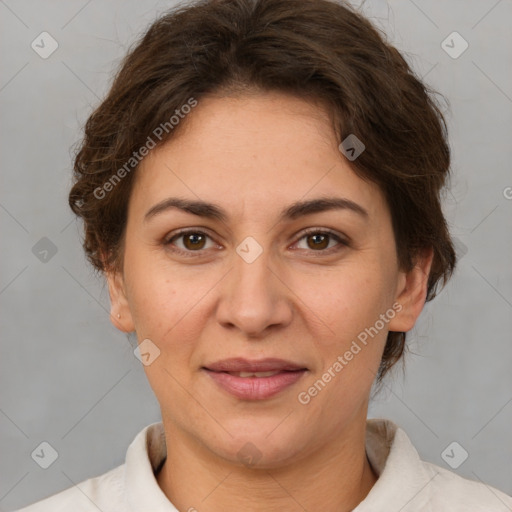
[[124, 254, 219, 367], [124, 243, 194, 334], [288, 271, 393, 443], [131, 284, 201, 351], [290, 260, 396, 395], [126, 269, 206, 401], [294, 263, 394, 341]]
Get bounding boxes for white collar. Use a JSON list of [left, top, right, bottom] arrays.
[[123, 418, 431, 511]]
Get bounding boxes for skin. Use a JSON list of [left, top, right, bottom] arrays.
[[106, 91, 432, 512]]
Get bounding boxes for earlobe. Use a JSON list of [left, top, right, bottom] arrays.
[[105, 270, 135, 333], [388, 248, 434, 333]]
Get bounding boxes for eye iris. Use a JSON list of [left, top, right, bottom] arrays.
[[307, 233, 329, 250], [183, 233, 206, 250], [178, 232, 335, 251]]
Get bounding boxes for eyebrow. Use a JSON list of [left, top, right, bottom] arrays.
[[144, 196, 369, 223]]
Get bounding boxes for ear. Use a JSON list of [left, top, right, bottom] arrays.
[[388, 247, 434, 333], [105, 269, 135, 333]]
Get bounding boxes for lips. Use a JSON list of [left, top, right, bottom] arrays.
[[203, 357, 306, 373], [229, 370, 282, 378], [202, 358, 307, 400]]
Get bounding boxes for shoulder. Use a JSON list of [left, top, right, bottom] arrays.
[[421, 460, 512, 511], [362, 419, 512, 512], [15, 464, 126, 512], [15, 422, 167, 512]]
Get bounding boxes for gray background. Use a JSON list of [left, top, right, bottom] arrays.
[[1, 0, 511, 510]]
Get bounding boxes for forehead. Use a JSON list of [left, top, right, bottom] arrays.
[[131, 92, 387, 223]]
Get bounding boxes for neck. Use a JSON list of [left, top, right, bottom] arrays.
[[156, 417, 378, 512]]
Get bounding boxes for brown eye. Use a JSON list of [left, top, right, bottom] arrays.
[[165, 230, 215, 254], [306, 233, 330, 250], [294, 230, 347, 253], [182, 232, 207, 250]]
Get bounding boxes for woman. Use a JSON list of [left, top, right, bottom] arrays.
[[18, 0, 512, 510]]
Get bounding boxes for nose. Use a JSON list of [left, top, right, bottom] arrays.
[[215, 244, 293, 337]]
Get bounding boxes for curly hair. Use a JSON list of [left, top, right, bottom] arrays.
[[69, 0, 456, 381]]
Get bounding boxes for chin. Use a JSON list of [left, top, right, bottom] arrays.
[[205, 418, 311, 469]]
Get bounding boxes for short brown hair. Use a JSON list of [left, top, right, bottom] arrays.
[[69, 0, 456, 381]]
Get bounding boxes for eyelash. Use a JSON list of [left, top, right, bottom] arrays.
[[163, 227, 349, 257]]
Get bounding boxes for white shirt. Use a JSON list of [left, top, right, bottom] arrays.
[[17, 419, 512, 511]]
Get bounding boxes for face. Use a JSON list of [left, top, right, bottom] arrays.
[[107, 92, 431, 468]]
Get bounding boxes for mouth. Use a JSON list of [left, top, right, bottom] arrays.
[[218, 370, 290, 378], [202, 358, 308, 400]]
